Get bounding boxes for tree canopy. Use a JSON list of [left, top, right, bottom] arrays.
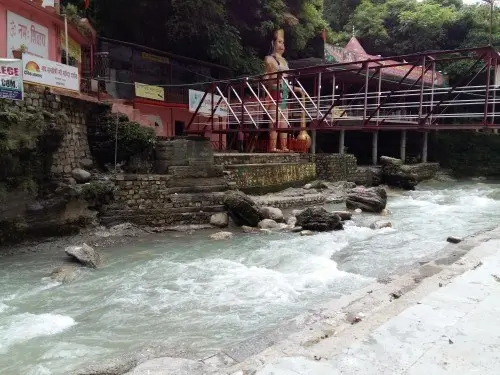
[[62, 0, 499, 74]]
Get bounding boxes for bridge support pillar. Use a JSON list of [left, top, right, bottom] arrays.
[[339, 130, 345, 154], [372, 131, 378, 166], [311, 130, 317, 156], [400, 130, 407, 162], [422, 131, 428, 163]]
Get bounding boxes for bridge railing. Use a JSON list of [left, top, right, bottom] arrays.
[[186, 46, 499, 150]]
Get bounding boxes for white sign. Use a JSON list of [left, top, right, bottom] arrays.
[[189, 89, 228, 117], [22, 55, 80, 92], [42, 0, 55, 6], [7, 11, 49, 59]]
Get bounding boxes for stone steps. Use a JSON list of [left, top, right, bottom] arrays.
[[100, 206, 225, 227]]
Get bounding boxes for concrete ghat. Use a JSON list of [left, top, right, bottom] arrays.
[[121, 227, 500, 375], [226, 227, 500, 375]]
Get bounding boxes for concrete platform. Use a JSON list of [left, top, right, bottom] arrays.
[[250, 237, 500, 375]]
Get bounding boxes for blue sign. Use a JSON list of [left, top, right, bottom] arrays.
[[0, 59, 23, 101]]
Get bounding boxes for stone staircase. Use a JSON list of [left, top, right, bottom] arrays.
[[100, 138, 230, 227]]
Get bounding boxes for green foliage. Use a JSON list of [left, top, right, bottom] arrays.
[[0, 100, 64, 196], [92, 113, 156, 167], [431, 132, 500, 177], [81, 180, 115, 208], [325, 0, 500, 79], [62, 0, 330, 74]]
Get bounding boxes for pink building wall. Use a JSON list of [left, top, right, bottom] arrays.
[[134, 101, 227, 149], [0, 0, 92, 61]]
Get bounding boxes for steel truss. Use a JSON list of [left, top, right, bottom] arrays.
[[186, 46, 500, 152]]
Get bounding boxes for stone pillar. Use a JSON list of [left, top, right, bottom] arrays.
[[372, 131, 378, 166], [339, 130, 345, 154], [422, 131, 428, 163], [400, 130, 407, 162]]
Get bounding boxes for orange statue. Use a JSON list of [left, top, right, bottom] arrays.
[[264, 29, 303, 152]]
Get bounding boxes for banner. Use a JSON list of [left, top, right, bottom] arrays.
[[7, 11, 49, 59], [135, 82, 165, 101], [0, 59, 23, 100], [22, 55, 80, 92], [188, 89, 228, 117], [60, 31, 82, 62]]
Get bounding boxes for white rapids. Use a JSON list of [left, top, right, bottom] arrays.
[[0, 180, 499, 374]]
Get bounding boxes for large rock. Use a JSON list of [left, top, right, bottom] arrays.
[[380, 156, 440, 190], [223, 191, 263, 227], [258, 219, 279, 230], [295, 207, 343, 232], [50, 265, 77, 283], [210, 213, 229, 228], [379, 156, 404, 166], [259, 206, 284, 222], [65, 243, 102, 268], [346, 186, 387, 213], [71, 168, 91, 184], [210, 231, 233, 240]]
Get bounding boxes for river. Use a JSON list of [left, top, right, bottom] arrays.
[[1, 180, 499, 375]]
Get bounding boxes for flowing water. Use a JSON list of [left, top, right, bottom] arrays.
[[1, 180, 500, 375]]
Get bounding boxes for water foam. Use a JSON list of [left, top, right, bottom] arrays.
[[0, 313, 76, 353]]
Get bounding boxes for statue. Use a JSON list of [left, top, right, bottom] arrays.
[[264, 29, 304, 152]]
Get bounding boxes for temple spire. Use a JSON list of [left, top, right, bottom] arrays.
[[352, 25, 356, 38]]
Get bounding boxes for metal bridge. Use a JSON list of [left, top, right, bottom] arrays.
[[186, 45, 500, 162]]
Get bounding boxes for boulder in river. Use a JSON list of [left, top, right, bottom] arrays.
[[210, 213, 229, 228], [210, 231, 233, 240], [379, 155, 440, 190], [259, 206, 284, 222], [65, 243, 102, 269], [223, 191, 263, 227], [258, 219, 280, 230], [50, 265, 77, 283], [346, 186, 387, 213], [332, 211, 352, 221], [295, 207, 343, 232], [370, 220, 392, 230]]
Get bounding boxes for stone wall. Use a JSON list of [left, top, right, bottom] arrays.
[[19, 85, 100, 176], [224, 162, 316, 194], [214, 153, 310, 166], [106, 174, 227, 226], [315, 153, 358, 182]]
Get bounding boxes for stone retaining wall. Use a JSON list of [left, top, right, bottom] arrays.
[[214, 153, 310, 166], [224, 162, 316, 194], [18, 85, 99, 176], [315, 153, 357, 181]]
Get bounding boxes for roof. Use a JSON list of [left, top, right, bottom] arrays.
[[324, 40, 448, 87]]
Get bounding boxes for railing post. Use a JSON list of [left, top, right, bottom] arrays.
[[363, 62, 369, 121], [430, 61, 436, 125], [377, 67, 382, 125], [313, 71, 322, 155], [492, 59, 498, 132], [418, 56, 426, 124], [484, 53, 492, 127], [331, 74, 336, 125]]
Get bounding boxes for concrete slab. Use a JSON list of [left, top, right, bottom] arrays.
[[253, 239, 500, 375]]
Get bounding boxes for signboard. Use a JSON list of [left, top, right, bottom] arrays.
[[188, 89, 228, 117], [7, 11, 49, 59], [60, 31, 82, 62], [42, 0, 55, 6], [134, 82, 165, 101], [141, 52, 169, 64], [22, 55, 80, 92], [0, 59, 23, 100]]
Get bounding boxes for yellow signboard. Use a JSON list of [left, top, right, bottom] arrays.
[[60, 32, 82, 62], [134, 82, 165, 101], [141, 52, 169, 64]]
